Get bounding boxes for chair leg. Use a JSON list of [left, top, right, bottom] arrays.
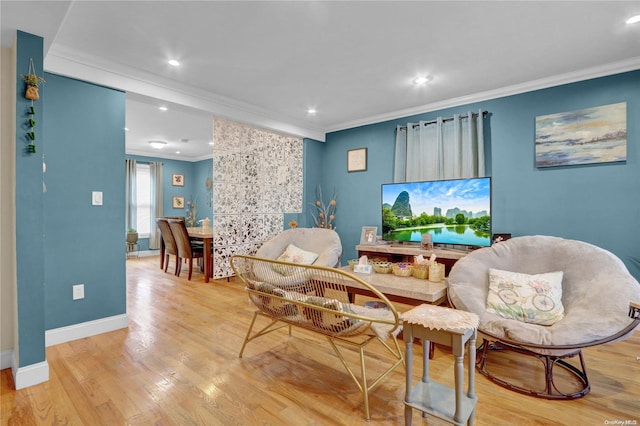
[[164, 254, 170, 272], [188, 258, 194, 280], [326, 335, 404, 421], [176, 257, 182, 276]]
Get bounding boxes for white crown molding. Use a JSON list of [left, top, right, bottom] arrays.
[[44, 43, 640, 140], [327, 57, 640, 134], [44, 45, 327, 142], [45, 314, 128, 347]]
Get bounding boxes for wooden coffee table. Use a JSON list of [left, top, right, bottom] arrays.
[[338, 265, 448, 306]]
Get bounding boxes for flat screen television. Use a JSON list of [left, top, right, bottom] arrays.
[[381, 177, 491, 248]]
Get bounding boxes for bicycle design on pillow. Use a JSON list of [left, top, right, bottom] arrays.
[[496, 278, 555, 312]]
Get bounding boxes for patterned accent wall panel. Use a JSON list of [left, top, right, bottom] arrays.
[[212, 118, 302, 278]]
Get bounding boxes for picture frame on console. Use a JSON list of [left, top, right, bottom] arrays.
[[360, 226, 377, 245]]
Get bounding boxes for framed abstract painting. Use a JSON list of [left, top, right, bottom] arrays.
[[535, 102, 626, 168]]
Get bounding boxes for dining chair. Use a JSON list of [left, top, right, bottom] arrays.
[[168, 219, 204, 280], [156, 218, 180, 275]]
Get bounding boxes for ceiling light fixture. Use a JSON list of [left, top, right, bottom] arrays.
[[168, 59, 181, 66], [148, 140, 167, 149], [413, 75, 432, 86], [158, 106, 168, 111], [626, 15, 640, 24], [307, 108, 317, 114]]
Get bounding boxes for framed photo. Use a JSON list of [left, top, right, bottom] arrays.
[[347, 148, 367, 172], [360, 226, 377, 245], [492, 233, 512, 244], [172, 173, 185, 186], [172, 196, 185, 209]]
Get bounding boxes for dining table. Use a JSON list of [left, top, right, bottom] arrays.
[[186, 226, 214, 282]]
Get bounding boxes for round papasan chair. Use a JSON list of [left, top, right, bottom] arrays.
[[447, 235, 640, 399]]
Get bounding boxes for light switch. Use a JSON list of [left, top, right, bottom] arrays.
[[92, 191, 103, 206]]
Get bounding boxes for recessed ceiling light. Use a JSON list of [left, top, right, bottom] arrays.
[[413, 75, 432, 86], [626, 15, 640, 24], [158, 106, 168, 111], [208, 141, 214, 146], [148, 140, 167, 149], [307, 108, 317, 114], [175, 151, 181, 154], [124, 127, 129, 131], [168, 59, 181, 66]]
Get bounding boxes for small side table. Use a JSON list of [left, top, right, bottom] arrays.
[[403, 305, 479, 426], [126, 242, 139, 258]]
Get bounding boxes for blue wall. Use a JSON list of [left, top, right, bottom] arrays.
[[43, 73, 126, 330], [15, 31, 46, 367], [324, 70, 640, 279], [125, 155, 213, 250], [193, 158, 213, 223]]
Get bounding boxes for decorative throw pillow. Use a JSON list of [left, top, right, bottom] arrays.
[[301, 296, 361, 334], [486, 268, 565, 326], [272, 244, 319, 275]]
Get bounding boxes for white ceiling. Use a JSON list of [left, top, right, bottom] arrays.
[[3, 1, 640, 161]]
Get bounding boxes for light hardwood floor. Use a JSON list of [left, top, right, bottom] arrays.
[[2, 255, 639, 425]]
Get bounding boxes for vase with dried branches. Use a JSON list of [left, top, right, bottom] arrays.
[[310, 185, 337, 229]]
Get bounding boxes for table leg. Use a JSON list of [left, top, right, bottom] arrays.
[[454, 346, 464, 423], [204, 238, 211, 283], [404, 325, 414, 426]]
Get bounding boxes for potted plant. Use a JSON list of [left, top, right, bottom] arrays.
[[22, 73, 45, 100], [127, 228, 139, 244]]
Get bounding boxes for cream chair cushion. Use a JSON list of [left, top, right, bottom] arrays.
[[256, 228, 342, 268], [448, 235, 640, 347]]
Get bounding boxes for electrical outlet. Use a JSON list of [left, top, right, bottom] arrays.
[[73, 284, 84, 300]]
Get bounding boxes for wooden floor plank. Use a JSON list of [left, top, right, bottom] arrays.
[[2, 255, 639, 425]]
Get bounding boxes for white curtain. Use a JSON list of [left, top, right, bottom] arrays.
[[125, 158, 137, 232], [149, 162, 163, 249], [394, 110, 485, 182]]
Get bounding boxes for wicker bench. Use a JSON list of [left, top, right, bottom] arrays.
[[230, 255, 404, 420]]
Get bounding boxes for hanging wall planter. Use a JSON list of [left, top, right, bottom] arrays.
[[22, 60, 45, 101], [24, 81, 41, 100], [21, 59, 44, 154]]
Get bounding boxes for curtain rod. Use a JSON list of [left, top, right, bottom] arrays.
[[397, 110, 488, 131]]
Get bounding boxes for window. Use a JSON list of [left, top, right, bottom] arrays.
[[136, 163, 151, 237]]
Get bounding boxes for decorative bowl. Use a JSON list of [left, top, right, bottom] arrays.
[[372, 261, 393, 274], [392, 262, 413, 277]]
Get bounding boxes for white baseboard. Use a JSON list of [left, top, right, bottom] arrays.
[[127, 250, 159, 258], [12, 360, 49, 390], [1, 349, 13, 370], [2, 315, 128, 390], [45, 314, 129, 347]]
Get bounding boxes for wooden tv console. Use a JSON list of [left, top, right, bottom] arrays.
[[356, 244, 469, 275]]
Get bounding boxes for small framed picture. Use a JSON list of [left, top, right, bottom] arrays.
[[360, 226, 377, 245], [172, 196, 185, 209], [172, 174, 184, 186], [347, 148, 367, 172], [492, 233, 512, 244]]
